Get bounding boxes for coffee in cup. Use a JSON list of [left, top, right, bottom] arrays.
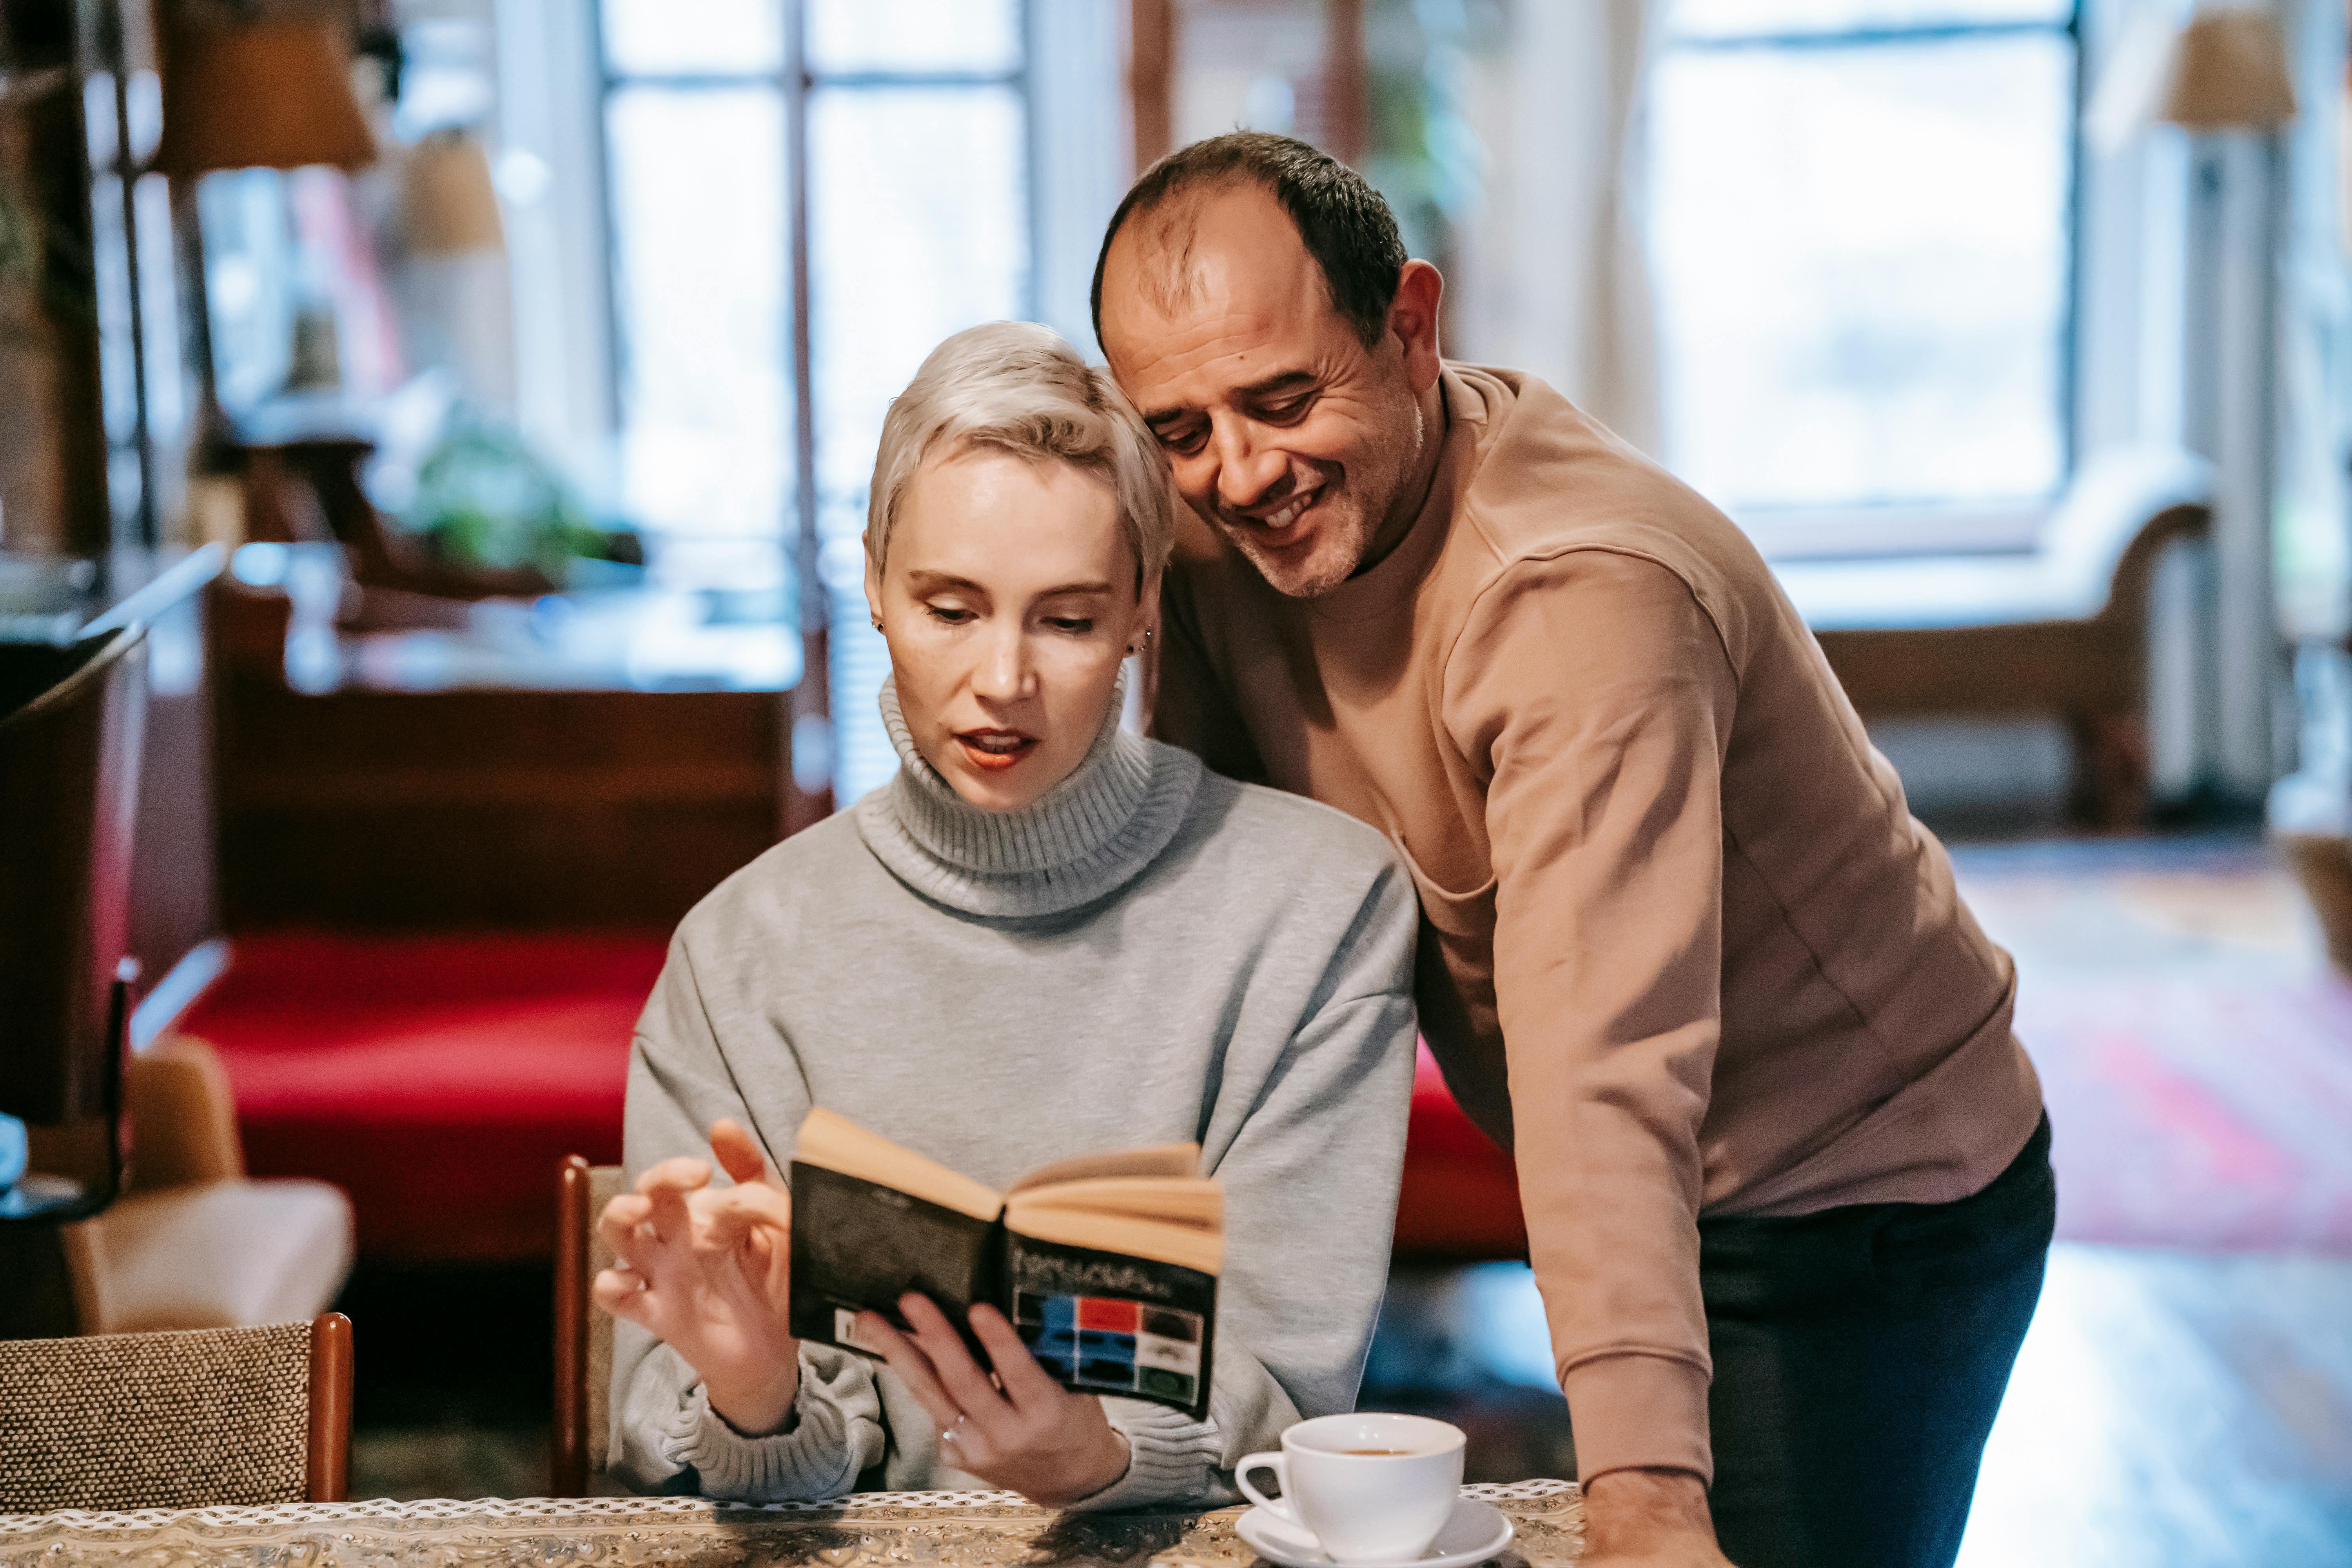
[[1236, 1412, 1466, 1564]]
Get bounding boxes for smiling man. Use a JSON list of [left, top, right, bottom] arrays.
[[1091, 133, 2056, 1568]]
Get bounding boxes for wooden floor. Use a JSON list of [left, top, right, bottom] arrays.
[[1361, 1244, 2352, 1565], [1958, 1245, 2352, 1567]]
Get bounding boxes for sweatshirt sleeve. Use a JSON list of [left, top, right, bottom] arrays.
[[607, 933, 888, 1501], [1071, 853, 1421, 1511], [1444, 549, 1730, 1486]]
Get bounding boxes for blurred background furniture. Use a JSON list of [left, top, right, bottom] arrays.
[[240, 435, 563, 605], [0, 623, 148, 1228], [1, 622, 149, 1340], [209, 556, 787, 931], [0, 1312, 352, 1512], [0, 589, 346, 1341], [58, 1036, 353, 1335], [1778, 447, 2215, 829], [1394, 1046, 1526, 1263], [182, 932, 662, 1267], [0, 548, 228, 1047]]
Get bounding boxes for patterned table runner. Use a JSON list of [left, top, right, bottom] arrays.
[[0, 1481, 1584, 1566]]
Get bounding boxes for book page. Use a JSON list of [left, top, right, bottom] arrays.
[[1004, 1230, 1220, 1419], [1005, 1189, 1225, 1277], [792, 1107, 1003, 1221], [1009, 1176, 1223, 1231], [1006, 1143, 1200, 1194]]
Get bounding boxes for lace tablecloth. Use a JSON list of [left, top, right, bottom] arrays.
[[0, 1482, 1584, 1566]]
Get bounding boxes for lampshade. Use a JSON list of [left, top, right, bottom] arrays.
[[153, 18, 377, 176], [402, 131, 505, 255], [2159, 9, 2298, 131]]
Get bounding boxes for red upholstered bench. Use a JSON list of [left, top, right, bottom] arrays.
[[182, 933, 667, 1265], [183, 934, 1528, 1266], [1396, 1044, 1526, 1261]]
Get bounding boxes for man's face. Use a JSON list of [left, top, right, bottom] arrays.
[[1099, 184, 1432, 599]]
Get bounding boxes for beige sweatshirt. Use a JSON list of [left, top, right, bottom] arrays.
[[1151, 363, 2045, 1485]]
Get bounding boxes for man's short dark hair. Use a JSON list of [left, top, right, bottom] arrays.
[[1090, 132, 1408, 352]]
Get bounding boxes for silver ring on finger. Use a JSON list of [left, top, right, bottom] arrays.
[[940, 1414, 971, 1446]]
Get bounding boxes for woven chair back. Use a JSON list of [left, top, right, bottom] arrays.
[[0, 1315, 350, 1512]]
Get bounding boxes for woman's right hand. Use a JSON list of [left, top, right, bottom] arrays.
[[594, 1117, 802, 1435]]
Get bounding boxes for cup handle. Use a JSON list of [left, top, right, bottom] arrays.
[[1235, 1451, 1299, 1526]]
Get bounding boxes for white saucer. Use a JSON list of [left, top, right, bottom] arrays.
[[1235, 1497, 1514, 1568]]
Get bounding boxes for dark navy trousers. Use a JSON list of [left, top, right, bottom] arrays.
[[1699, 1116, 2057, 1568]]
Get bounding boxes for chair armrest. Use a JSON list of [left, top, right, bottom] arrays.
[[127, 1036, 247, 1191], [1776, 443, 2215, 632]]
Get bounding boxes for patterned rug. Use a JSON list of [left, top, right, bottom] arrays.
[[1952, 836, 2352, 1255]]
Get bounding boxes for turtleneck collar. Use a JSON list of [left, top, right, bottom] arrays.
[[852, 668, 1203, 918]]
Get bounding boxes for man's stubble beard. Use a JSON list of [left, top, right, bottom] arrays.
[[1211, 394, 1428, 601], [1211, 483, 1376, 600]]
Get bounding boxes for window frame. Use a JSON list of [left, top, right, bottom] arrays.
[[588, 0, 1040, 822], [1651, 3, 2087, 560]]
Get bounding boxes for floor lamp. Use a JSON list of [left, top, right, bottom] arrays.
[[2161, 9, 2299, 800], [151, 13, 376, 477]]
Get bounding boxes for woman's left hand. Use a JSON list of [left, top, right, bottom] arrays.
[[858, 1293, 1131, 1508]]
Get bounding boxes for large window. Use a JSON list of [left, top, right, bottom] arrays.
[[1649, 0, 2079, 547], [597, 0, 1033, 801]]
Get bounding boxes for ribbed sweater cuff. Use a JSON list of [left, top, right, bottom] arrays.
[[663, 1352, 872, 1502], [1561, 1352, 1714, 1485], [1062, 1399, 1226, 1513]]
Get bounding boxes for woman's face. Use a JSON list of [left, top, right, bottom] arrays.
[[867, 448, 1156, 813]]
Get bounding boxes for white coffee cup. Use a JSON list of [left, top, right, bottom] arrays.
[[1235, 1412, 1466, 1564]]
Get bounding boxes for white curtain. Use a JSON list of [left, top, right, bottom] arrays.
[[1454, 0, 1664, 461]]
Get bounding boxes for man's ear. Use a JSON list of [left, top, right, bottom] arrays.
[[1388, 260, 1445, 392]]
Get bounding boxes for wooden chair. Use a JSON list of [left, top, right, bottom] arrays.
[[0, 1313, 352, 1512], [1776, 445, 2214, 829], [552, 1156, 624, 1497]]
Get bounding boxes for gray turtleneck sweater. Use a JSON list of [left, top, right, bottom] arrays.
[[608, 679, 1419, 1509]]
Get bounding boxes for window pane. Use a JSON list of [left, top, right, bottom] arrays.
[[808, 0, 1021, 74], [602, 0, 783, 76], [604, 86, 791, 589], [198, 169, 296, 416], [1649, 34, 2073, 513], [810, 83, 1027, 799], [1669, 0, 2071, 38], [90, 172, 137, 445], [134, 174, 184, 446]]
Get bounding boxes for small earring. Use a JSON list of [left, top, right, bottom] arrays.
[[869, 617, 883, 632]]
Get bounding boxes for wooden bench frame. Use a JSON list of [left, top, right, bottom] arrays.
[[1784, 451, 2214, 829]]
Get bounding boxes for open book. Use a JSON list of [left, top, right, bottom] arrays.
[[786, 1107, 1223, 1420]]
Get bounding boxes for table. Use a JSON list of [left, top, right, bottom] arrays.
[[0, 1483, 1584, 1566]]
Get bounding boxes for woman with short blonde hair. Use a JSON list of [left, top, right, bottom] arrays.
[[864, 320, 1174, 592], [598, 322, 1419, 1512]]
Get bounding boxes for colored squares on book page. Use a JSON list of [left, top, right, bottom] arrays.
[[1077, 1298, 1138, 1332], [1015, 1292, 1201, 1406]]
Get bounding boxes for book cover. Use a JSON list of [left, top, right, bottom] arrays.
[[784, 1109, 1220, 1419], [786, 1162, 1002, 1360]]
